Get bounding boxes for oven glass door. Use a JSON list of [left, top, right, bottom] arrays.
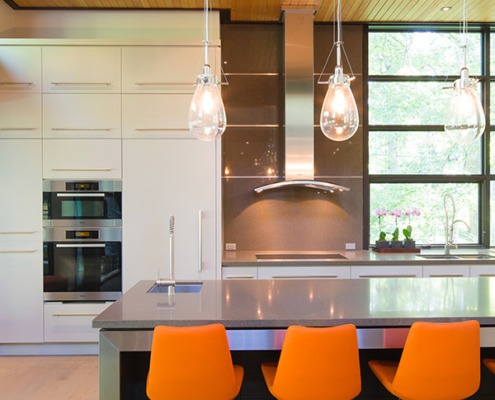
[[43, 192, 122, 222], [43, 241, 122, 300]]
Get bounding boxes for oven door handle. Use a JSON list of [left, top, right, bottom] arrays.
[[56, 193, 106, 198], [55, 244, 106, 248]]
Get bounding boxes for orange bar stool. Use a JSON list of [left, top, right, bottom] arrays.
[[369, 320, 480, 400], [261, 324, 361, 400], [483, 358, 495, 374], [146, 323, 244, 400]]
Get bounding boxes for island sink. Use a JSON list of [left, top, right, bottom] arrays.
[[147, 282, 203, 294]]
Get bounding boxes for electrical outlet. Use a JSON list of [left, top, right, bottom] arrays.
[[345, 243, 356, 250], [225, 243, 237, 251]]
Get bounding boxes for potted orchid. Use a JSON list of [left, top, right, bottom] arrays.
[[389, 209, 402, 248], [403, 208, 421, 248], [374, 208, 389, 248]]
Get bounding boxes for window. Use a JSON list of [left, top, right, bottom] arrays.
[[367, 28, 487, 247]]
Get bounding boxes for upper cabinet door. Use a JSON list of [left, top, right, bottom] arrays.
[[0, 46, 41, 93], [42, 46, 121, 93], [122, 46, 219, 93]]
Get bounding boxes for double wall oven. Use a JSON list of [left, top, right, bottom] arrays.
[[43, 180, 122, 301]]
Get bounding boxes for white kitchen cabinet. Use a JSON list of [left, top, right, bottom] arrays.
[[0, 140, 42, 241], [42, 46, 121, 93], [0, 242, 43, 343], [470, 265, 495, 277], [258, 266, 351, 280], [43, 93, 121, 139], [0, 93, 42, 138], [422, 264, 470, 277], [350, 265, 422, 278], [0, 46, 41, 93], [121, 46, 218, 94], [44, 302, 112, 343], [43, 139, 122, 179], [222, 266, 258, 280], [122, 94, 194, 138], [122, 139, 219, 290]]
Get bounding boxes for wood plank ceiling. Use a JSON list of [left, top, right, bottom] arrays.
[[4, 0, 495, 24]]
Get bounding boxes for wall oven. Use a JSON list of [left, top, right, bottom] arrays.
[[43, 179, 122, 301], [43, 179, 122, 227], [43, 227, 122, 301]]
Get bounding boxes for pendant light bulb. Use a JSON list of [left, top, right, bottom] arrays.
[[188, 66, 227, 142], [320, 66, 359, 141], [444, 68, 485, 144]]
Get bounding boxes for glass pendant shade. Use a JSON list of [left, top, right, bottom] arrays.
[[445, 68, 485, 144], [320, 66, 359, 141], [188, 69, 227, 142]]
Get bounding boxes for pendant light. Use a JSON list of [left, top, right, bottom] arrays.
[[444, 0, 485, 144], [188, 0, 227, 142], [319, 0, 359, 142]]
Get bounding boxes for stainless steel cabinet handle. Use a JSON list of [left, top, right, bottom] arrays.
[[134, 128, 188, 131], [198, 210, 203, 272], [0, 231, 36, 234], [51, 82, 112, 86], [51, 168, 113, 172], [225, 275, 255, 280], [0, 250, 36, 254], [0, 128, 36, 131], [0, 82, 34, 86], [57, 193, 105, 198], [428, 274, 465, 277], [134, 82, 192, 86], [56, 244, 106, 248], [51, 128, 113, 131], [271, 275, 338, 279], [358, 274, 417, 278], [478, 274, 495, 277], [52, 313, 100, 317]]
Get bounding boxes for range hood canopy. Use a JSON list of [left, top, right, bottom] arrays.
[[254, 9, 350, 194]]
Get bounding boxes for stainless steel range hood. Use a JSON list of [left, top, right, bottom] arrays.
[[254, 9, 350, 194]]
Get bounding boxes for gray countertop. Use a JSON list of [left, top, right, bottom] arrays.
[[223, 249, 495, 266], [93, 278, 495, 330]]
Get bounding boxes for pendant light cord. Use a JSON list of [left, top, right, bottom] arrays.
[[204, 0, 209, 67], [462, 0, 467, 69], [336, 0, 342, 67]]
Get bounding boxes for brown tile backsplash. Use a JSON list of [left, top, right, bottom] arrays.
[[221, 23, 365, 251]]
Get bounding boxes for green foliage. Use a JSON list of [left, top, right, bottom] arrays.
[[379, 231, 387, 241], [392, 227, 399, 241], [403, 225, 413, 241]]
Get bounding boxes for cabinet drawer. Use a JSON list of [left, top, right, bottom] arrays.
[[44, 302, 112, 343], [351, 265, 422, 278], [122, 94, 193, 138], [222, 267, 258, 280], [43, 139, 122, 179], [470, 265, 495, 277], [423, 265, 470, 277], [0, 94, 41, 138], [258, 266, 351, 280], [42, 46, 121, 93], [122, 46, 218, 93], [43, 94, 121, 139], [0, 46, 41, 93]]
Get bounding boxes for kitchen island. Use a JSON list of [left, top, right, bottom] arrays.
[[94, 278, 495, 399]]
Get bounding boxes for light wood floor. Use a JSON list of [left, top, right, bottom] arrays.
[[0, 355, 98, 400]]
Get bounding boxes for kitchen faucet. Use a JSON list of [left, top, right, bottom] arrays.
[[156, 215, 176, 298], [443, 194, 470, 254]]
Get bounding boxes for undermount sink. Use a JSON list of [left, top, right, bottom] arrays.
[[418, 254, 495, 260], [256, 253, 348, 262], [147, 282, 203, 294]]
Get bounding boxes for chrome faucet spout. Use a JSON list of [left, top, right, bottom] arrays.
[[443, 194, 470, 254]]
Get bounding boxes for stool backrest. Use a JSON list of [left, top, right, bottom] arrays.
[[393, 320, 480, 399], [272, 324, 361, 400], [146, 323, 239, 400]]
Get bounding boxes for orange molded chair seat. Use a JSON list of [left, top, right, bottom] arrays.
[[261, 324, 361, 400], [146, 323, 244, 400], [483, 358, 495, 374], [369, 320, 480, 400]]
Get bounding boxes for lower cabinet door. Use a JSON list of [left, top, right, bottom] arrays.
[[0, 243, 43, 343], [44, 302, 112, 343]]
